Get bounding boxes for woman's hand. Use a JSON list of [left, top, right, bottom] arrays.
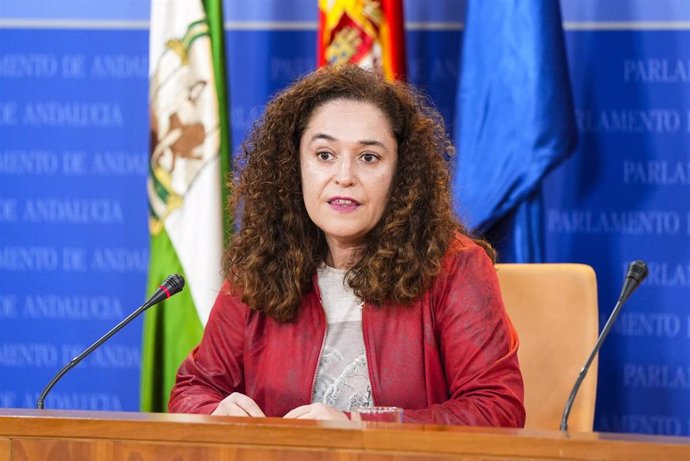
[[283, 403, 349, 421], [211, 392, 265, 417]]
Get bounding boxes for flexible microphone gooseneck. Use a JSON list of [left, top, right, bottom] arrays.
[[36, 274, 185, 410], [559, 261, 648, 431]]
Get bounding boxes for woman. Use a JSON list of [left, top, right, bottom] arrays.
[[169, 65, 525, 427]]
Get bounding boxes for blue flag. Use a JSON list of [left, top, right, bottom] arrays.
[[453, 0, 577, 262]]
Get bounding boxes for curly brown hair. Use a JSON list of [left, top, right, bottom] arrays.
[[223, 65, 493, 322]]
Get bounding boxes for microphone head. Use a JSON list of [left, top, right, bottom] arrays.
[[626, 260, 648, 284], [163, 274, 185, 296]]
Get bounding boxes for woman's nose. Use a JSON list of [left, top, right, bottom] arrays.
[[334, 157, 355, 186]]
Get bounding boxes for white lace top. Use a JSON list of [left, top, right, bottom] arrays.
[[311, 264, 374, 411]]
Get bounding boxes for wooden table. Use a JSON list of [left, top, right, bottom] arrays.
[[0, 409, 688, 460]]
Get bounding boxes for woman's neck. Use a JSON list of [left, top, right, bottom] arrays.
[[324, 237, 363, 269]]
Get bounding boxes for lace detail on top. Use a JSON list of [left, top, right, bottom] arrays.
[[312, 264, 373, 411]]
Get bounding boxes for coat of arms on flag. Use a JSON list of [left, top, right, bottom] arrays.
[[148, 19, 220, 235], [318, 0, 406, 81]]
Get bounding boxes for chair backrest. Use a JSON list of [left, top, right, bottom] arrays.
[[495, 263, 599, 432]]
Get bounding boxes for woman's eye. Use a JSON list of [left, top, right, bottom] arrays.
[[361, 153, 378, 163], [317, 151, 332, 161]]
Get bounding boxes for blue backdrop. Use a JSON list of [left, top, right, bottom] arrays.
[[1, 0, 689, 436]]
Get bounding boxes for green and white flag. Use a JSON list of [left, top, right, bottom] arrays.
[[142, 0, 230, 412]]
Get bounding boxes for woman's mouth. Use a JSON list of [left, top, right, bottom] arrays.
[[328, 197, 361, 212]]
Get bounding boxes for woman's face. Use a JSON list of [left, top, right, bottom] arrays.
[[299, 99, 398, 250]]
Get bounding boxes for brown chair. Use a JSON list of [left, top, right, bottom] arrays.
[[495, 263, 599, 432]]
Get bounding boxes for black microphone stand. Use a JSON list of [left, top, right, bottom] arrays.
[[36, 274, 184, 409], [560, 261, 648, 431]]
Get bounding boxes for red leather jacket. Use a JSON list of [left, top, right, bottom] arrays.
[[169, 235, 525, 427]]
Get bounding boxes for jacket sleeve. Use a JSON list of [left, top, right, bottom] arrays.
[[168, 281, 246, 414], [403, 240, 526, 427]]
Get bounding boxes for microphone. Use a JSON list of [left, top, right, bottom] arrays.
[[36, 274, 185, 409], [559, 261, 648, 431]]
